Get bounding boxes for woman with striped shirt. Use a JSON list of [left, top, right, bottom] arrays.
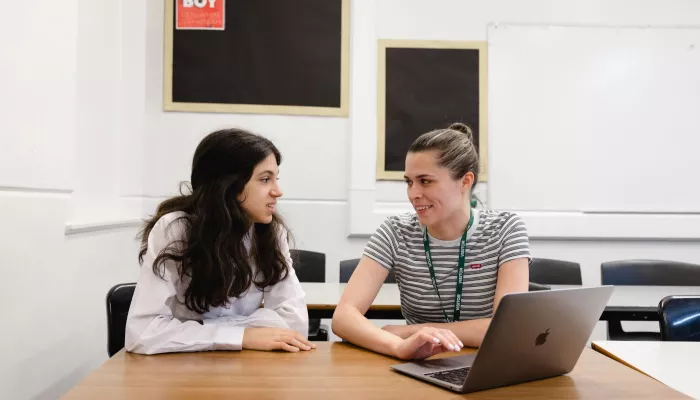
[[332, 123, 531, 360]]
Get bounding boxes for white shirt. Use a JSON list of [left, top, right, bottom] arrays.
[[125, 211, 308, 355]]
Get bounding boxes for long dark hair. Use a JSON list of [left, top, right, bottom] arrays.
[[138, 128, 292, 314]]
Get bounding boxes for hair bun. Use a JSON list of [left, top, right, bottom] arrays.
[[448, 122, 474, 141]]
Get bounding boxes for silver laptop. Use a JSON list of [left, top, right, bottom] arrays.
[[391, 286, 614, 393]]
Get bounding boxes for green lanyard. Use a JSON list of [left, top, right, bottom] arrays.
[[422, 210, 474, 323]]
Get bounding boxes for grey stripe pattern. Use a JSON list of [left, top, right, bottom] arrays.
[[363, 210, 531, 324]]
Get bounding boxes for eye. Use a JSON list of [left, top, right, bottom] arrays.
[[421, 179, 431, 185], [261, 177, 270, 183], [404, 180, 412, 186]]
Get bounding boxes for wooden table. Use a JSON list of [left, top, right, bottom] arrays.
[[302, 283, 700, 321], [592, 340, 700, 399], [63, 342, 685, 399]]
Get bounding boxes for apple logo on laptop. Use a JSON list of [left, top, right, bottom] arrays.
[[535, 328, 550, 346]]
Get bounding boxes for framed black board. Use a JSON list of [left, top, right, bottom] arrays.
[[376, 40, 488, 181], [163, 0, 349, 116]]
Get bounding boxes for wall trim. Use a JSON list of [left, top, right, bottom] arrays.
[[65, 218, 143, 235]]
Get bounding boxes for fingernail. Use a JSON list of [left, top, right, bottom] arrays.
[[433, 337, 440, 343], [459, 341, 464, 347], [454, 346, 460, 352], [447, 344, 454, 350]]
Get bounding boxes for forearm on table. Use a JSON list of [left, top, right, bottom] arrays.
[[332, 305, 403, 357]]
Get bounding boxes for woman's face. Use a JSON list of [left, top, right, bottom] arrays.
[[237, 154, 283, 224], [404, 150, 470, 227]]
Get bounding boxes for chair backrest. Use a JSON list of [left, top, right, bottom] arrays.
[[289, 250, 329, 340], [528, 282, 551, 291], [106, 283, 136, 357], [659, 295, 700, 341], [290, 249, 326, 283], [339, 258, 396, 283], [529, 258, 582, 285], [601, 260, 700, 286]]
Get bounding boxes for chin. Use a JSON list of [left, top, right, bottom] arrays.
[[418, 213, 442, 227], [257, 215, 274, 224]]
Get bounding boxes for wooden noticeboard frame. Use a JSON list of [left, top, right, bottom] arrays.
[[377, 39, 488, 181], [163, 0, 350, 117]]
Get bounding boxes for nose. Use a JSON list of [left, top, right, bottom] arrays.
[[271, 181, 283, 198], [407, 184, 422, 201]]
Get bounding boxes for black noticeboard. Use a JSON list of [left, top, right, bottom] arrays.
[[377, 40, 488, 181], [163, 0, 349, 117]]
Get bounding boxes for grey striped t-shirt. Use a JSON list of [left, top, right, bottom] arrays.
[[363, 209, 531, 324]]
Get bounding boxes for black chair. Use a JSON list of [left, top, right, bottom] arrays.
[[529, 258, 582, 285], [339, 258, 549, 291], [601, 259, 700, 341], [659, 295, 700, 341], [528, 282, 551, 291], [290, 249, 328, 341], [106, 283, 136, 357], [339, 258, 397, 283], [292, 250, 326, 283]]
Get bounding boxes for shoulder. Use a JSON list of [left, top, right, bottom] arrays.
[[382, 212, 421, 235], [275, 224, 290, 246], [372, 212, 422, 243], [478, 210, 526, 236], [149, 211, 188, 244]]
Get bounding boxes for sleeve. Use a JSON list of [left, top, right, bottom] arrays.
[[498, 213, 532, 267], [125, 215, 245, 355], [260, 228, 309, 337], [362, 218, 400, 271]]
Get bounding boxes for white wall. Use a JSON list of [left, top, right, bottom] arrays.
[[0, 1, 77, 191], [0, 1, 141, 399]]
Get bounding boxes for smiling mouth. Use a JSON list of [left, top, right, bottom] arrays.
[[267, 204, 276, 212], [415, 205, 433, 213]]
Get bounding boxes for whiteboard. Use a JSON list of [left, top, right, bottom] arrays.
[[488, 24, 700, 213]]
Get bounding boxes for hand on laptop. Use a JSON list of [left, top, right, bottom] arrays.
[[391, 327, 464, 360]]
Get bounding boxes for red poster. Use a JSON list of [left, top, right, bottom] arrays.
[[176, 0, 225, 30]]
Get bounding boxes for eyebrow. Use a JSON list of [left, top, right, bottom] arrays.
[[403, 174, 436, 180], [257, 170, 277, 177]]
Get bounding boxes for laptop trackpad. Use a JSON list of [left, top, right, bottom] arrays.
[[410, 353, 476, 373]]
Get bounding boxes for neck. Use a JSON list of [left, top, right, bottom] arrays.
[[427, 207, 472, 241]]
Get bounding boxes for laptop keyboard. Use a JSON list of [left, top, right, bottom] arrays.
[[424, 366, 470, 386]]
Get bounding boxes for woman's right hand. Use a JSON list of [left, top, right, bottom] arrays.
[[242, 327, 316, 352], [392, 327, 463, 360]]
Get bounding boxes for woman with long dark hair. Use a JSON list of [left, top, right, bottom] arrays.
[[125, 128, 313, 355]]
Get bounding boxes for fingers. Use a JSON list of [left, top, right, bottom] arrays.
[[413, 327, 463, 352], [440, 329, 463, 349], [278, 342, 300, 352], [289, 338, 312, 351], [431, 331, 461, 352], [448, 330, 464, 349], [429, 343, 447, 358], [274, 331, 315, 352], [295, 333, 316, 349], [416, 331, 440, 346]]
